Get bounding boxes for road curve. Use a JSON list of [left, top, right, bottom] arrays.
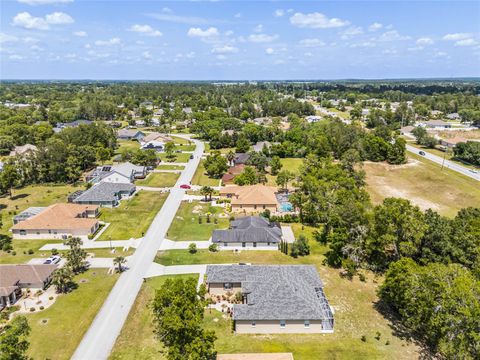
[[406, 144, 479, 181], [72, 135, 204, 360]]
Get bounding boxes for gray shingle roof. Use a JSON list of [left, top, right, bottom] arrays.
[[212, 216, 282, 244], [206, 265, 333, 321], [73, 182, 135, 203]]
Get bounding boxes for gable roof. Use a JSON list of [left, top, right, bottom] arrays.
[[234, 153, 250, 164], [0, 264, 57, 292], [72, 182, 135, 203], [141, 132, 173, 144], [212, 216, 282, 244], [206, 265, 333, 321], [117, 129, 144, 138], [11, 203, 98, 231]]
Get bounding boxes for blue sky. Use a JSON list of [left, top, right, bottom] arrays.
[[1, 0, 479, 80]]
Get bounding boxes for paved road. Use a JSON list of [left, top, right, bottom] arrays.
[[406, 144, 480, 181], [72, 135, 204, 360]]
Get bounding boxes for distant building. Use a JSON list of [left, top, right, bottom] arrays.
[[424, 120, 451, 129], [69, 182, 135, 207], [117, 129, 145, 141], [9, 144, 38, 157], [252, 141, 272, 153], [86, 162, 147, 184]]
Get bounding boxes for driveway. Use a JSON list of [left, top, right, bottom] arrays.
[[72, 135, 204, 360]]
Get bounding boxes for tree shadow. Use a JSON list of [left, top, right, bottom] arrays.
[[374, 299, 438, 359], [10, 193, 29, 201]]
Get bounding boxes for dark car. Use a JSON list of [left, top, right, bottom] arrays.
[[189, 154, 194, 159], [419, 151, 426, 156]]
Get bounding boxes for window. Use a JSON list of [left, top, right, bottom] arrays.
[[251, 321, 256, 327], [263, 205, 266, 209], [280, 320, 286, 328], [304, 320, 310, 328], [253, 242, 257, 248], [254, 205, 257, 209], [19, 230, 26, 236], [242, 242, 246, 248], [224, 283, 233, 290], [224, 242, 228, 247]]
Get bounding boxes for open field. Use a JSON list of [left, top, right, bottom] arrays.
[[136, 172, 179, 187], [192, 160, 220, 186], [26, 269, 119, 360], [149, 224, 420, 359], [432, 129, 480, 139], [0, 184, 79, 236], [363, 154, 480, 217], [158, 152, 191, 163], [98, 191, 167, 240], [110, 274, 197, 360], [167, 201, 229, 241]]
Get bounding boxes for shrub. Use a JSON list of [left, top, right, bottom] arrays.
[[385, 340, 390, 346], [208, 244, 218, 252], [27, 249, 34, 255], [30, 307, 35, 312], [375, 331, 381, 340], [51, 248, 59, 256], [49, 296, 54, 300], [359, 273, 366, 282], [189, 243, 197, 254], [361, 335, 367, 342], [39, 306, 44, 310], [11, 251, 16, 256]]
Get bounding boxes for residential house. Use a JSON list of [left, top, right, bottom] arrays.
[[141, 132, 173, 145], [212, 216, 282, 249], [11, 203, 99, 240], [252, 141, 272, 153], [0, 264, 57, 308], [424, 120, 451, 129], [86, 162, 147, 184], [9, 144, 38, 157], [117, 129, 146, 141], [439, 137, 479, 149], [69, 182, 135, 207], [205, 265, 334, 334], [306, 115, 322, 123], [141, 139, 165, 151], [221, 164, 245, 184], [233, 153, 251, 165], [220, 184, 279, 213], [446, 113, 461, 121], [57, 119, 93, 129]]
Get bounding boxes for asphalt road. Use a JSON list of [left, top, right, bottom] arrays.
[[406, 144, 480, 181], [72, 136, 204, 360]]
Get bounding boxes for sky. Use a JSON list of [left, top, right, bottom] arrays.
[[0, 0, 479, 80]]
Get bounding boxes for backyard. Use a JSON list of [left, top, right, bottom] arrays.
[[191, 160, 220, 187], [136, 172, 179, 188], [363, 153, 480, 217], [98, 190, 167, 240], [166, 201, 229, 241], [26, 269, 119, 360], [158, 152, 191, 163]]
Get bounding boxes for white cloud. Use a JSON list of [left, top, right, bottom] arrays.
[[149, 13, 207, 25], [368, 22, 383, 32], [225, 30, 234, 36], [17, 0, 73, 5], [299, 38, 325, 47], [416, 37, 434, 45], [0, 33, 18, 43], [248, 33, 278, 43], [290, 12, 349, 29], [94, 37, 121, 46], [253, 24, 263, 33], [73, 31, 87, 37], [129, 24, 162, 37], [142, 51, 152, 59], [383, 49, 398, 55], [443, 33, 472, 41], [45, 12, 74, 24], [433, 51, 448, 58], [216, 54, 226, 60], [455, 38, 478, 47], [265, 47, 274, 55], [12, 11, 74, 30], [378, 30, 411, 41], [408, 46, 424, 51], [162, 7, 173, 13], [185, 51, 195, 58], [187, 27, 219, 38], [341, 26, 363, 39], [274, 9, 284, 17], [350, 41, 376, 48], [211, 45, 238, 54], [304, 52, 313, 57], [9, 54, 24, 60], [234, 13, 242, 19], [30, 44, 44, 51]]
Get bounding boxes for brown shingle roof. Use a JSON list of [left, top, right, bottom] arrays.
[[0, 264, 57, 290], [11, 203, 98, 231]]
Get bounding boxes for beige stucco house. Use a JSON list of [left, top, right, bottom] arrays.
[[205, 265, 334, 334], [219, 184, 279, 213]]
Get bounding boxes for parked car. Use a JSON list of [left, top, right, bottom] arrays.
[[44, 255, 61, 264], [189, 155, 194, 159], [180, 184, 191, 189], [419, 151, 426, 156], [468, 169, 479, 174]]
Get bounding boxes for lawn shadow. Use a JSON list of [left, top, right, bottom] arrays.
[[10, 193, 29, 201]]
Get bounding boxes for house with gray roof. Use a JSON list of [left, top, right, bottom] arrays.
[[117, 129, 145, 141], [206, 264, 334, 334], [86, 162, 147, 184], [212, 216, 281, 250], [70, 182, 135, 207]]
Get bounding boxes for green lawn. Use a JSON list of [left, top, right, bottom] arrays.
[[280, 157, 304, 173], [156, 164, 184, 171], [116, 140, 140, 153], [0, 239, 64, 264], [191, 160, 220, 187], [98, 191, 167, 240], [170, 135, 190, 145], [26, 269, 119, 360], [167, 201, 229, 241], [364, 153, 480, 217], [176, 144, 196, 151], [136, 173, 179, 188], [110, 274, 198, 360], [158, 152, 191, 163], [149, 224, 419, 359], [0, 184, 79, 236]]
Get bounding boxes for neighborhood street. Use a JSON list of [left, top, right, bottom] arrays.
[[72, 135, 204, 360], [406, 144, 480, 181]]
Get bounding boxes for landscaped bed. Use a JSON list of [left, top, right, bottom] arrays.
[[166, 201, 229, 241], [136, 172, 179, 188], [98, 190, 167, 240]]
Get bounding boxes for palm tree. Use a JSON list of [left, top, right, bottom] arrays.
[[200, 186, 214, 201], [226, 150, 236, 166], [52, 268, 74, 293], [113, 256, 127, 273]]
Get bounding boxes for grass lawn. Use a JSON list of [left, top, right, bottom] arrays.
[[363, 154, 480, 218], [167, 201, 229, 241], [280, 157, 304, 173], [0, 239, 64, 264], [406, 141, 478, 170], [176, 144, 196, 152], [116, 140, 140, 153], [158, 152, 191, 163], [0, 184, 80, 236], [156, 164, 184, 171], [150, 224, 419, 359], [26, 269, 119, 360], [170, 135, 190, 145], [110, 274, 198, 360], [98, 191, 167, 240], [191, 160, 220, 187], [136, 173, 179, 188]]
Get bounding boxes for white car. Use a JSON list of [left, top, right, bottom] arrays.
[[44, 255, 61, 264]]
